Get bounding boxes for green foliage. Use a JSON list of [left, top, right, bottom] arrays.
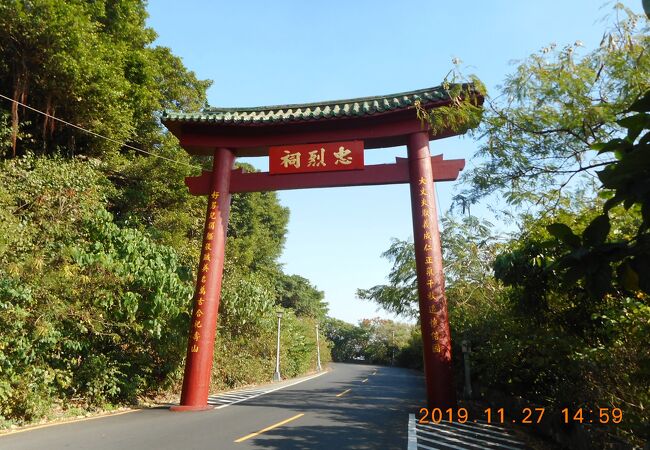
[[491, 198, 648, 444], [323, 317, 413, 366], [357, 214, 502, 319], [350, 5, 650, 445], [396, 328, 423, 370], [0, 155, 333, 426], [363, 202, 648, 443], [105, 143, 206, 265], [212, 310, 329, 391], [219, 272, 276, 334], [274, 274, 328, 320], [0, 1, 332, 431], [356, 239, 418, 318], [323, 317, 369, 362], [415, 72, 486, 136], [474, 18, 650, 440], [493, 92, 650, 443], [457, 6, 650, 210], [226, 164, 289, 275], [0, 156, 193, 422], [546, 90, 650, 298], [358, 318, 413, 366], [0, 0, 210, 157]]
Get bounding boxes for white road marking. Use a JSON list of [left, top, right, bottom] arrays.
[[408, 414, 418, 450], [208, 371, 328, 409], [409, 414, 529, 449]]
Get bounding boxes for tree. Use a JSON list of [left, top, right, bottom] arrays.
[[0, 156, 193, 419], [356, 238, 418, 318], [456, 5, 649, 211], [489, 187, 649, 444], [355, 6, 650, 443], [323, 318, 369, 362], [0, 1, 336, 429], [226, 164, 290, 275], [274, 274, 328, 320], [0, 0, 214, 267], [0, 0, 210, 158], [357, 214, 502, 319], [545, 90, 650, 299], [358, 318, 413, 365]]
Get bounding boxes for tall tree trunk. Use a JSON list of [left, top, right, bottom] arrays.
[[10, 84, 19, 158], [42, 95, 54, 154], [10, 64, 27, 158]]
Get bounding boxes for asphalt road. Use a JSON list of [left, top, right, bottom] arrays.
[[0, 363, 425, 450]]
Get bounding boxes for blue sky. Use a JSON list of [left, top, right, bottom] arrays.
[[146, 1, 641, 324]]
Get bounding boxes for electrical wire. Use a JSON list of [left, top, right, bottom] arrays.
[[0, 93, 201, 170]]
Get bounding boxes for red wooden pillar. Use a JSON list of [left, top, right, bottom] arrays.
[[172, 147, 235, 411], [407, 131, 456, 409]]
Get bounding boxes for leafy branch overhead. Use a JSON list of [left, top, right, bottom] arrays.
[[456, 6, 649, 210], [361, 6, 649, 443], [415, 77, 486, 136], [547, 90, 650, 298]]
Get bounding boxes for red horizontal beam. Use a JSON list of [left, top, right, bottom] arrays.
[[185, 155, 464, 195]]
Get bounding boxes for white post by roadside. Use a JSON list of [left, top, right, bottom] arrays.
[[316, 323, 322, 372], [273, 310, 284, 381], [461, 339, 472, 398]]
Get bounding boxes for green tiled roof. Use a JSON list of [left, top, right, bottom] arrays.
[[162, 85, 465, 125]]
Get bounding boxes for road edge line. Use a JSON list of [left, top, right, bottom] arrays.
[[215, 370, 329, 410], [408, 413, 417, 450], [0, 409, 137, 438]]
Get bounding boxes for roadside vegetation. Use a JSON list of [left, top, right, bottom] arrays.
[[0, 0, 329, 428], [1, 1, 647, 446], [355, 5, 649, 446]]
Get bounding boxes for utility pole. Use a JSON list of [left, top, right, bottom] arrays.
[[273, 310, 284, 382], [391, 329, 395, 367], [461, 340, 472, 399], [316, 323, 322, 372]]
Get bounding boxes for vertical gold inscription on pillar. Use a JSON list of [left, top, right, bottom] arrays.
[[419, 179, 441, 354], [191, 191, 221, 355]]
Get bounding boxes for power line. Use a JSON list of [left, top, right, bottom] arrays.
[[0, 93, 201, 170]]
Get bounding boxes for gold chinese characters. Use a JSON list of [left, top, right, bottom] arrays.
[[419, 176, 443, 354], [279, 146, 355, 169], [190, 192, 220, 354], [307, 148, 326, 167], [281, 150, 301, 169]]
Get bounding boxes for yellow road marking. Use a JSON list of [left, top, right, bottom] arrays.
[[234, 413, 304, 443], [336, 388, 351, 397], [0, 410, 137, 438], [361, 378, 368, 383]]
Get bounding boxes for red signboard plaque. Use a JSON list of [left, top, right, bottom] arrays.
[[269, 140, 364, 174]]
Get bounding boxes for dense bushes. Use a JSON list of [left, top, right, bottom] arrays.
[[0, 156, 331, 426], [0, 156, 192, 421], [481, 200, 650, 444], [356, 207, 648, 444], [214, 273, 329, 390], [324, 317, 414, 366], [0, 0, 332, 429]]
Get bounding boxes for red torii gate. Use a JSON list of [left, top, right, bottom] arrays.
[[162, 85, 483, 411]]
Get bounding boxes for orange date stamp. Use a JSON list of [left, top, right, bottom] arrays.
[[418, 407, 623, 425]]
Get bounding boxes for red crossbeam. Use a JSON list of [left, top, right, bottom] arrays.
[[185, 155, 464, 195]]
